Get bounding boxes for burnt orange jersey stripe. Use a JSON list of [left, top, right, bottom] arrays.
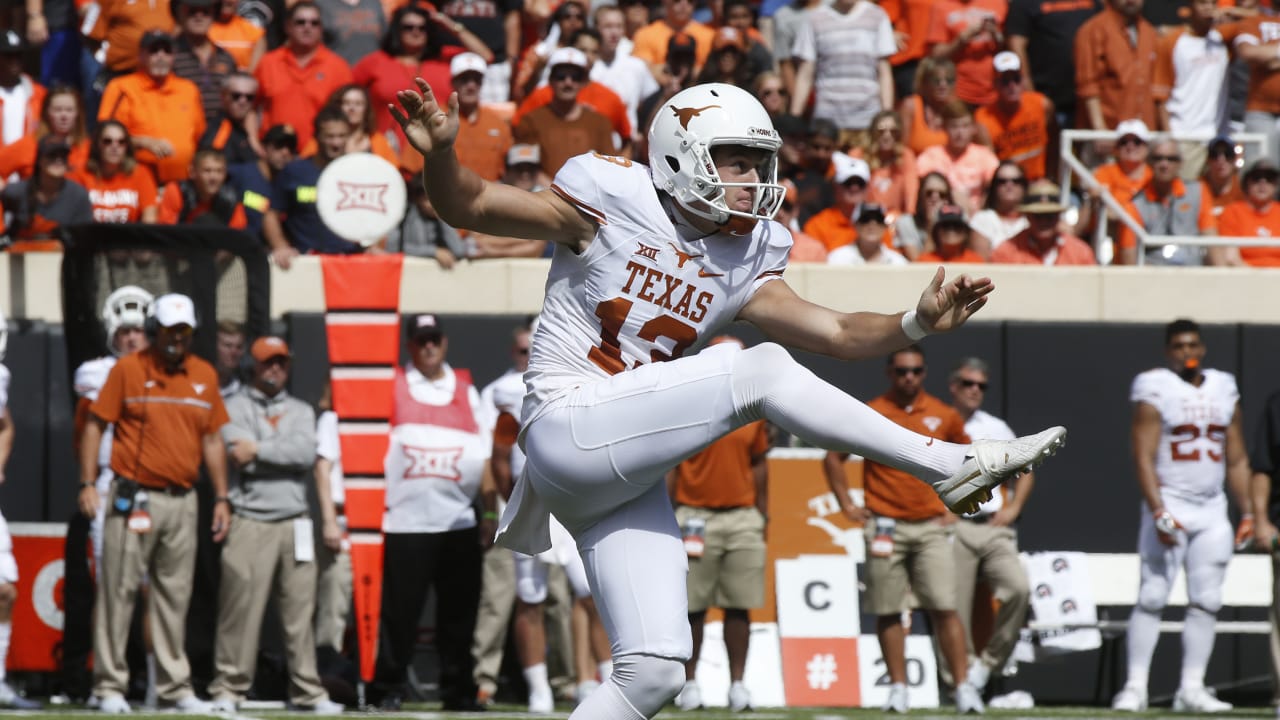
[[551, 184, 608, 225]]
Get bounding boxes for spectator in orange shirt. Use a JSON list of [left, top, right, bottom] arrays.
[[70, 120, 160, 223], [513, 47, 616, 177], [1074, 0, 1158, 131], [1202, 136, 1244, 218], [254, 2, 353, 150], [915, 100, 999, 216], [1084, 118, 1153, 240], [99, 30, 207, 184], [899, 57, 957, 155], [450, 53, 513, 183], [0, 85, 90, 184], [209, 0, 266, 70], [1, 137, 93, 251], [775, 178, 827, 262], [1212, 159, 1280, 267], [157, 149, 247, 227], [630, 0, 715, 72], [992, 180, 1097, 264], [85, 0, 174, 77], [975, 52, 1055, 182], [299, 85, 397, 165], [803, 153, 869, 252], [855, 109, 918, 219], [927, 0, 1006, 107], [916, 204, 985, 263], [826, 203, 909, 265], [0, 32, 47, 146]]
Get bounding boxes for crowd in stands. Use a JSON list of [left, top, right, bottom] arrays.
[[1, 0, 1279, 266]]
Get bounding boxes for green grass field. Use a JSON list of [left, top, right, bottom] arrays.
[[0, 704, 1277, 719]]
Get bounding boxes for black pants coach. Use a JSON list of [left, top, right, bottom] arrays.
[[373, 527, 482, 706]]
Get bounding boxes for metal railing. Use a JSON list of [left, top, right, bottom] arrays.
[[1059, 129, 1280, 265]]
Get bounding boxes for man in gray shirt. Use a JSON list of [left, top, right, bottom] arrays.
[[208, 336, 342, 714]]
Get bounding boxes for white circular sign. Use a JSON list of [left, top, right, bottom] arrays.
[[316, 152, 408, 247], [33, 559, 64, 630]]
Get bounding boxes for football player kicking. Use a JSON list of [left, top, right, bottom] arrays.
[[1111, 319, 1252, 714], [391, 78, 1066, 720]]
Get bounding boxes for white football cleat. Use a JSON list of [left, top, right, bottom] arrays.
[[676, 680, 702, 711], [528, 685, 554, 714], [728, 680, 751, 712], [1173, 686, 1232, 713], [210, 696, 237, 713], [955, 681, 986, 714], [936, 427, 1067, 514], [97, 694, 131, 714], [166, 694, 212, 713], [966, 658, 991, 692], [1111, 685, 1147, 712], [883, 682, 908, 713]]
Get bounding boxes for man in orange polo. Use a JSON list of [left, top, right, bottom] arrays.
[[450, 52, 512, 182], [1212, 159, 1280, 267], [823, 345, 983, 714], [975, 52, 1054, 182], [804, 153, 870, 252], [254, 1, 352, 149], [78, 293, 230, 714], [629, 0, 715, 72], [99, 30, 207, 184]]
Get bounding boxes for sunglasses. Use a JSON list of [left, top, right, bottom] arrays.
[[161, 325, 194, 338], [413, 333, 445, 345], [228, 91, 255, 101], [924, 188, 947, 198], [1151, 154, 1181, 163], [186, 5, 212, 15], [1209, 149, 1237, 160], [293, 17, 321, 26], [994, 176, 1025, 186], [261, 356, 290, 367], [997, 73, 1021, 85], [400, 22, 427, 31], [894, 366, 925, 377], [957, 379, 988, 390], [145, 43, 174, 54], [1118, 136, 1145, 147], [761, 88, 787, 97], [100, 137, 127, 147], [550, 69, 586, 83]]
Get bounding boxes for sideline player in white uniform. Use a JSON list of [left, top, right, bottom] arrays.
[[392, 79, 1067, 720], [0, 310, 40, 709], [1111, 319, 1251, 714], [74, 286, 154, 571]]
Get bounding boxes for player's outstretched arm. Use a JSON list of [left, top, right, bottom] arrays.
[[737, 267, 993, 361], [391, 78, 595, 250]]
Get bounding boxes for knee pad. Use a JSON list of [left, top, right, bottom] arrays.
[[515, 554, 550, 604], [1186, 566, 1226, 613], [730, 342, 797, 414], [609, 654, 687, 716], [1136, 578, 1171, 614]]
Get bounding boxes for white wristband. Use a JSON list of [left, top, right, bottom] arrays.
[[901, 310, 929, 341]]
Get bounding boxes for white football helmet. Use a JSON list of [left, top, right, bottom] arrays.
[[648, 83, 785, 230], [101, 285, 154, 356]]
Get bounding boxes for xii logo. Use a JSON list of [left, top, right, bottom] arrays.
[[401, 445, 464, 482], [336, 182, 390, 213]]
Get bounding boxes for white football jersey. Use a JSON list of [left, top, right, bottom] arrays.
[[1131, 367, 1239, 502], [0, 363, 9, 415], [522, 152, 792, 423], [74, 356, 118, 470], [483, 369, 528, 479]]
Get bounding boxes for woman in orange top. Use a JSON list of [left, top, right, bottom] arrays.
[[209, 0, 266, 70], [0, 86, 91, 185], [855, 110, 918, 219], [916, 204, 985, 263], [1212, 160, 1280, 267], [300, 85, 398, 165], [69, 121, 160, 224], [899, 57, 956, 156], [0, 138, 93, 251]]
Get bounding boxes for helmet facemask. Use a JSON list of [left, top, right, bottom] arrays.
[[666, 138, 786, 232]]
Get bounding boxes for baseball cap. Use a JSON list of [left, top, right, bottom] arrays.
[[139, 29, 175, 53], [506, 143, 541, 167], [934, 204, 968, 228], [0, 30, 23, 54], [856, 203, 887, 225], [250, 336, 291, 362], [152, 293, 197, 329], [713, 26, 746, 51], [547, 47, 589, 72], [408, 313, 445, 340], [1244, 159, 1280, 184], [832, 153, 870, 186], [36, 137, 71, 162], [262, 124, 298, 152], [1018, 180, 1068, 214], [993, 51, 1021, 73], [1115, 118, 1151, 143], [450, 52, 488, 78], [1208, 135, 1238, 156]]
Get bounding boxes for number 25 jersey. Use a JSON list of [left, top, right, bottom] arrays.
[[1130, 367, 1239, 502], [521, 152, 793, 423]]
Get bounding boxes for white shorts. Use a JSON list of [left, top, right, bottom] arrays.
[[1137, 492, 1233, 612], [0, 509, 16, 584]]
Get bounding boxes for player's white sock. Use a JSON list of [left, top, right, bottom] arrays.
[[1180, 606, 1217, 690], [523, 662, 552, 697], [145, 653, 157, 707], [0, 621, 10, 684], [598, 660, 613, 682], [731, 344, 969, 484], [1124, 606, 1161, 690], [569, 654, 682, 719]]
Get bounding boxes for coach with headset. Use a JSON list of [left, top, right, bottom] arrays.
[[78, 293, 230, 714]]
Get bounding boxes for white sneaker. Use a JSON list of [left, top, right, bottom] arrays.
[[1111, 685, 1147, 712], [883, 682, 908, 713], [210, 696, 237, 713], [528, 686, 554, 714], [167, 694, 213, 713], [98, 694, 131, 714], [967, 658, 991, 692], [956, 681, 986, 714], [298, 698, 344, 715], [1173, 686, 1232, 713], [676, 680, 702, 711], [575, 680, 599, 706], [728, 681, 751, 712], [0, 682, 41, 709], [937, 427, 1067, 514]]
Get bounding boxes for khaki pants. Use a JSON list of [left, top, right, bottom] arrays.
[[314, 541, 352, 651], [208, 516, 326, 706], [953, 519, 1029, 671], [863, 517, 957, 615], [472, 544, 516, 696], [676, 505, 766, 612], [92, 483, 197, 702]]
